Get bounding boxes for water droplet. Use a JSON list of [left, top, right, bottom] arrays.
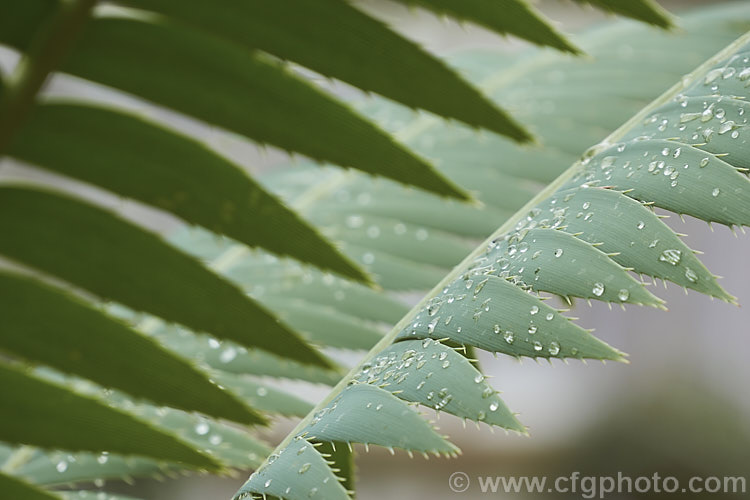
[[554, 248, 563, 258], [493, 324, 501, 334], [704, 68, 723, 84], [528, 324, 537, 334], [530, 305, 539, 315], [503, 331, 515, 344], [299, 463, 311, 474], [636, 221, 645, 230], [712, 188, 721, 197], [97, 453, 109, 465], [685, 268, 698, 283], [700, 157, 709, 167], [659, 249, 682, 266], [533, 341, 543, 352], [546, 313, 554, 321], [442, 360, 450, 368], [195, 422, 210, 435], [474, 374, 484, 384], [680, 112, 701, 123], [489, 402, 499, 412], [719, 120, 736, 135], [346, 215, 363, 228], [592, 282, 605, 297], [618, 289, 630, 301], [548, 342, 560, 356], [427, 319, 437, 334], [56, 461, 68, 473], [264, 479, 273, 488], [219, 347, 236, 363]]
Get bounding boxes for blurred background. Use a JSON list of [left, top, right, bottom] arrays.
[[2, 0, 748, 498]]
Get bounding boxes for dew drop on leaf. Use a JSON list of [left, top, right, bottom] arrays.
[[685, 267, 698, 283], [659, 249, 682, 266], [548, 342, 560, 356]]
